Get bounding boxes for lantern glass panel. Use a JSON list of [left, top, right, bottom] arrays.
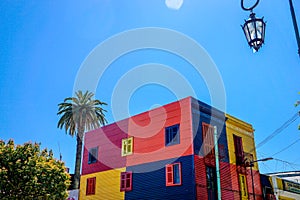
[[243, 25, 251, 42], [249, 21, 256, 41], [256, 20, 263, 38], [242, 13, 266, 51]]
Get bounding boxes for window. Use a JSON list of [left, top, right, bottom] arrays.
[[206, 166, 217, 200], [88, 147, 98, 164], [86, 177, 96, 195], [120, 172, 132, 191], [202, 123, 215, 156], [121, 137, 133, 156], [165, 124, 180, 146], [233, 135, 244, 165], [166, 163, 182, 186], [239, 174, 248, 200]]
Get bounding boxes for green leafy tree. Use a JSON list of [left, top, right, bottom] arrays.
[[0, 140, 70, 200], [57, 90, 107, 189]]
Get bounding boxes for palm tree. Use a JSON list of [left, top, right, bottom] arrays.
[[57, 90, 107, 189]]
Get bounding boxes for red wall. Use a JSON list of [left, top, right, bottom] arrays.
[[194, 155, 208, 200], [194, 155, 235, 200], [81, 119, 128, 175], [126, 97, 193, 166], [246, 167, 263, 200], [194, 157, 262, 200], [193, 155, 263, 200], [228, 164, 263, 200], [82, 97, 194, 174]]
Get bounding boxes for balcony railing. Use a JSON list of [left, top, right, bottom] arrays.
[[236, 151, 254, 166]]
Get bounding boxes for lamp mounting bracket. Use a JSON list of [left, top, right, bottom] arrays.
[[241, 0, 260, 12]]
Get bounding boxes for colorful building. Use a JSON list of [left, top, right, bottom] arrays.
[[225, 114, 263, 200], [80, 97, 263, 200], [261, 173, 300, 200]]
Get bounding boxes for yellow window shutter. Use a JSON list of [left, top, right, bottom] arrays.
[[239, 174, 248, 199], [121, 139, 127, 157], [121, 137, 134, 156], [127, 137, 133, 155]]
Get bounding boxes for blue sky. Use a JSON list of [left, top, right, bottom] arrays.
[[1, 0, 299, 174]]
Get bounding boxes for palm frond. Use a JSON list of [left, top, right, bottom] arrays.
[[57, 90, 107, 137]]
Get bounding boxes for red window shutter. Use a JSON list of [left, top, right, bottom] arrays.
[[234, 135, 239, 160], [91, 178, 95, 194], [202, 123, 209, 136], [202, 123, 214, 156], [166, 164, 174, 186], [239, 138, 244, 158], [120, 173, 126, 191], [126, 172, 132, 191], [166, 163, 182, 186], [234, 135, 244, 164], [120, 172, 132, 191], [208, 126, 214, 152], [86, 177, 96, 195]]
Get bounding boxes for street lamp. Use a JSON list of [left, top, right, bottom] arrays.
[[249, 157, 273, 200], [241, 0, 266, 52], [241, 0, 300, 56], [288, 0, 300, 56]]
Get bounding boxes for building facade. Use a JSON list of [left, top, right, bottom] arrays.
[[261, 173, 300, 200], [80, 97, 263, 200]]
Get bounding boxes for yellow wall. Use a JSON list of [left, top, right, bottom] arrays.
[[279, 196, 295, 200], [277, 177, 284, 190], [80, 168, 126, 200], [225, 114, 258, 170]]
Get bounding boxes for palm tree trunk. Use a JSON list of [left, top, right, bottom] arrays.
[[72, 128, 84, 189]]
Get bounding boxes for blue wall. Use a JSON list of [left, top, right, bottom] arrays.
[[125, 155, 195, 200], [191, 99, 229, 163]]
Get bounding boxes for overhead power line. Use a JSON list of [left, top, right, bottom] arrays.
[[271, 138, 300, 157], [255, 112, 300, 150], [273, 158, 300, 169]]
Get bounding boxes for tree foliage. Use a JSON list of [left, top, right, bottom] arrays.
[[57, 90, 107, 189], [57, 90, 107, 138], [0, 140, 70, 200]]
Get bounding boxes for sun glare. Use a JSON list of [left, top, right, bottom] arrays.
[[165, 0, 184, 10]]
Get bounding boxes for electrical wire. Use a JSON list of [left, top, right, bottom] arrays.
[[255, 149, 300, 173], [260, 162, 273, 172], [271, 138, 300, 157], [273, 158, 300, 170], [255, 112, 300, 150]]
